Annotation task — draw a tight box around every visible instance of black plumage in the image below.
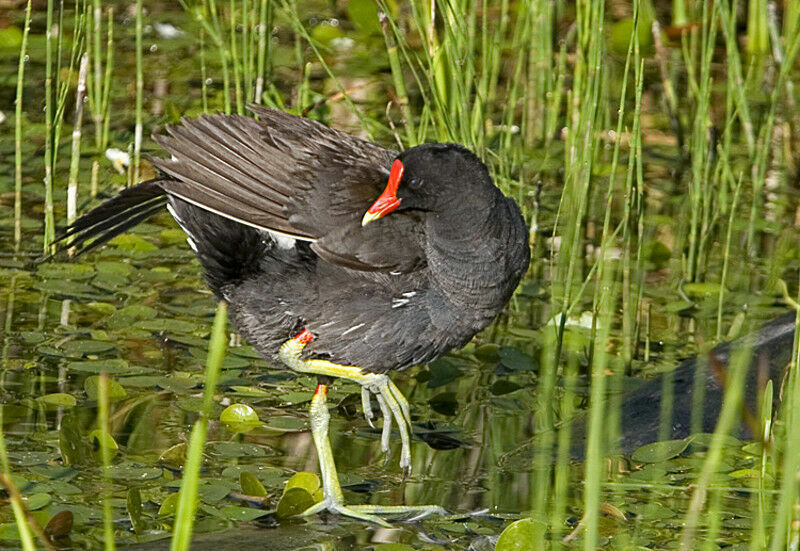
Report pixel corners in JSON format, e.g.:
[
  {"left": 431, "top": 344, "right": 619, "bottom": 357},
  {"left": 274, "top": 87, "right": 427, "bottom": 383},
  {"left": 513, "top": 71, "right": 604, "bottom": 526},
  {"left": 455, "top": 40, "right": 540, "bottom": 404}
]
[{"left": 60, "top": 106, "right": 530, "bottom": 373}]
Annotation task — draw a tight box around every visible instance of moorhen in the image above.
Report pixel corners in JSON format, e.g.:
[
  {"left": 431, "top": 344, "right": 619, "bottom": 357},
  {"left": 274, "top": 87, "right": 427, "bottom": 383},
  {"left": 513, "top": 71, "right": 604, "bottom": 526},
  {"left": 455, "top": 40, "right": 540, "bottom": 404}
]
[{"left": 60, "top": 106, "right": 530, "bottom": 524}]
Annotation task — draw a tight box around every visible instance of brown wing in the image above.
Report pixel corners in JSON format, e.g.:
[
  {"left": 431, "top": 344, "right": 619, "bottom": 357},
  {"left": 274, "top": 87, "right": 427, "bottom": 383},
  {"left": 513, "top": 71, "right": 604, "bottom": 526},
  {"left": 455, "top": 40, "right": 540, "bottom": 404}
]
[{"left": 149, "top": 107, "right": 424, "bottom": 272}]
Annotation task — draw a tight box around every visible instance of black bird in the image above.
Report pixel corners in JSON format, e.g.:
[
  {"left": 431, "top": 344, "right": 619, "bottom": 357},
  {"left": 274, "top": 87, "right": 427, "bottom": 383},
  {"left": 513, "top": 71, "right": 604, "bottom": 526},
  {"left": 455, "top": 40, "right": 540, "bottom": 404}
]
[{"left": 60, "top": 106, "right": 530, "bottom": 524}]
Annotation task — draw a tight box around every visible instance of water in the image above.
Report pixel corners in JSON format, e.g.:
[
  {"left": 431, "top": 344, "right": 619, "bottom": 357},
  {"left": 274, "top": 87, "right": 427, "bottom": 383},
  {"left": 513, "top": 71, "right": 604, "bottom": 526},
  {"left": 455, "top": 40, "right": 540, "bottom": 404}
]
[{"left": 2, "top": 2, "right": 799, "bottom": 549}]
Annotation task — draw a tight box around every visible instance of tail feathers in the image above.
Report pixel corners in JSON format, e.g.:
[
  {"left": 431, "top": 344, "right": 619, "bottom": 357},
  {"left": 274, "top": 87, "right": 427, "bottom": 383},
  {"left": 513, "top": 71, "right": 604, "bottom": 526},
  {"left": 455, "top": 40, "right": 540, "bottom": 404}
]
[{"left": 55, "top": 180, "right": 167, "bottom": 255}]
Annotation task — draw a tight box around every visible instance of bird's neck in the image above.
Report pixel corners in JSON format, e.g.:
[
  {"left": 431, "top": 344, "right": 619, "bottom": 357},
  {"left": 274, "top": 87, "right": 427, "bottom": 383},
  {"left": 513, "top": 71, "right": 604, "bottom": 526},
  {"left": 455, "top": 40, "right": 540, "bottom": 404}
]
[{"left": 425, "top": 189, "right": 526, "bottom": 317}]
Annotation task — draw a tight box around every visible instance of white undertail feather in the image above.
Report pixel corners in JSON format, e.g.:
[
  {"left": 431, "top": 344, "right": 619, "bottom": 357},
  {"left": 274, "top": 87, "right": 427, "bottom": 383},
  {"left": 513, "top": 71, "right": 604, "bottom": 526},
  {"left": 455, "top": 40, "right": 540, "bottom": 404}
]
[{"left": 263, "top": 229, "right": 296, "bottom": 249}]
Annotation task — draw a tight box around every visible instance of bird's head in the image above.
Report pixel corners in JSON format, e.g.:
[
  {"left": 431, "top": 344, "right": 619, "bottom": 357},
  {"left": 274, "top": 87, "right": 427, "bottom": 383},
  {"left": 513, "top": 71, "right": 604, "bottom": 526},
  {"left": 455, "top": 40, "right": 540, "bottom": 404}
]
[{"left": 361, "top": 143, "right": 491, "bottom": 226}]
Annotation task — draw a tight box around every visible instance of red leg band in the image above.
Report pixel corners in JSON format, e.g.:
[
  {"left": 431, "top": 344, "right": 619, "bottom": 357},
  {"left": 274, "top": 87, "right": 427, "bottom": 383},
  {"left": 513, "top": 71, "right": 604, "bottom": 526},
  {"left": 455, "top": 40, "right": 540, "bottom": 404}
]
[{"left": 293, "top": 329, "right": 314, "bottom": 345}]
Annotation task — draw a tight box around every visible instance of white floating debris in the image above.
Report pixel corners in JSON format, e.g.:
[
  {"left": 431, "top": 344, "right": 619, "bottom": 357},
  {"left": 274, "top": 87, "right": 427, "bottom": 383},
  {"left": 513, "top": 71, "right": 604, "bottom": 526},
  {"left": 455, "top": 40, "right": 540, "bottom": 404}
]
[
  {"left": 547, "top": 311, "right": 598, "bottom": 331},
  {"left": 0, "top": 111, "right": 6, "bottom": 124},
  {"left": 154, "top": 22, "right": 184, "bottom": 39},
  {"left": 330, "top": 37, "right": 355, "bottom": 51},
  {"left": 105, "top": 148, "right": 130, "bottom": 174}
]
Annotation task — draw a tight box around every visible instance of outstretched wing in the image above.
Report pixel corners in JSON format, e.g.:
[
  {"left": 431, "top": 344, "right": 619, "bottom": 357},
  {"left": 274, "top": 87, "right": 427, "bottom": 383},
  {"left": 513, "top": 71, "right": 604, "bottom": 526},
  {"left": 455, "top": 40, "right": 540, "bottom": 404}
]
[{"left": 148, "top": 106, "right": 425, "bottom": 273}]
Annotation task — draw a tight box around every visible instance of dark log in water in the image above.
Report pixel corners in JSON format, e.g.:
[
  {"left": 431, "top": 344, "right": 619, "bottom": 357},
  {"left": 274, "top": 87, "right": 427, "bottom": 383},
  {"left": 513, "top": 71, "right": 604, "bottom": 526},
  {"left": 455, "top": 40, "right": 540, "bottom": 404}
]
[
  {"left": 614, "top": 311, "right": 796, "bottom": 453},
  {"left": 502, "top": 312, "right": 798, "bottom": 466}
]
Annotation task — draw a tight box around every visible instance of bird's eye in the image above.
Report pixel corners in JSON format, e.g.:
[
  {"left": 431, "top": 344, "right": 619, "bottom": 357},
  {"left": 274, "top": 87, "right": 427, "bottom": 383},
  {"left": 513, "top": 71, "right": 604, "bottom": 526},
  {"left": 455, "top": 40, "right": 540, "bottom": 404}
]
[{"left": 408, "top": 177, "right": 422, "bottom": 189}]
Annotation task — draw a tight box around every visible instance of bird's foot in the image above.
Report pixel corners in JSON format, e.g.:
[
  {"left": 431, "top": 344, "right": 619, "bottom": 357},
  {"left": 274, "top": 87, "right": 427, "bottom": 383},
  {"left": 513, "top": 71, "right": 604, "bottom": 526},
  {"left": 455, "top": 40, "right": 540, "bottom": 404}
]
[
  {"left": 362, "top": 374, "right": 413, "bottom": 473},
  {"left": 302, "top": 498, "right": 447, "bottom": 527}
]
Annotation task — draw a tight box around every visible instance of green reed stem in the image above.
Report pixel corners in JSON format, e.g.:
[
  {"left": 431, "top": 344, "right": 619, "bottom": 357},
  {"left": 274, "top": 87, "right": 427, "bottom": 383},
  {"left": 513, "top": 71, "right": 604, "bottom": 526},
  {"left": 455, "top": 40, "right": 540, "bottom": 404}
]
[
  {"left": 228, "top": 0, "right": 243, "bottom": 114},
  {"left": 583, "top": 241, "right": 618, "bottom": 551},
  {"left": 134, "top": 0, "right": 143, "bottom": 184},
  {"left": 747, "top": 0, "right": 769, "bottom": 55},
  {"left": 379, "top": 10, "right": 414, "bottom": 146},
  {"left": 718, "top": 0, "right": 755, "bottom": 155},
  {"left": 200, "top": 29, "right": 209, "bottom": 112},
  {"left": 14, "top": 0, "right": 32, "bottom": 251},
  {"left": 679, "top": 330, "right": 755, "bottom": 549},
  {"left": 716, "top": 172, "right": 743, "bottom": 339},
  {"left": 768, "top": 291, "right": 800, "bottom": 550},
  {"left": 67, "top": 53, "right": 89, "bottom": 232},
  {"left": 100, "top": 7, "right": 114, "bottom": 153},
  {"left": 254, "top": 0, "right": 271, "bottom": 103},
  {"left": 98, "top": 373, "right": 116, "bottom": 551},
  {"left": 43, "top": 0, "right": 55, "bottom": 252},
  {"left": 0, "top": 413, "right": 36, "bottom": 550},
  {"left": 171, "top": 302, "right": 228, "bottom": 551},
  {"left": 90, "top": 0, "right": 102, "bottom": 147}
]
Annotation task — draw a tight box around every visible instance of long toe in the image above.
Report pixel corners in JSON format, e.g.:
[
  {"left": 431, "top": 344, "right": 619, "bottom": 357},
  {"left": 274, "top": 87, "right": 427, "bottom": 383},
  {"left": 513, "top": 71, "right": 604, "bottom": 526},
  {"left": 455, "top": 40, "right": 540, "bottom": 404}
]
[
  {"left": 348, "top": 504, "right": 448, "bottom": 522},
  {"left": 300, "top": 499, "right": 392, "bottom": 527},
  {"left": 300, "top": 499, "right": 447, "bottom": 526}
]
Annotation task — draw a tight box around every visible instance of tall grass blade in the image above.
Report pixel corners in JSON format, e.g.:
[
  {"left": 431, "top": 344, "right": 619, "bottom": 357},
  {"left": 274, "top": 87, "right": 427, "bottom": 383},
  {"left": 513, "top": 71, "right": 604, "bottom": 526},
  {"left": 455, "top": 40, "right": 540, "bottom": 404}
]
[{"left": 170, "top": 302, "right": 228, "bottom": 551}]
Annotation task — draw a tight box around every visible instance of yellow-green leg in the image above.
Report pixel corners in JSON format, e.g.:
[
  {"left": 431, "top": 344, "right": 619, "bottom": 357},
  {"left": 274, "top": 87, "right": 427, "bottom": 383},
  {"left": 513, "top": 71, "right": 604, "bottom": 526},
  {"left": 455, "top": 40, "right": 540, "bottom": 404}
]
[{"left": 279, "top": 331, "right": 447, "bottom": 525}]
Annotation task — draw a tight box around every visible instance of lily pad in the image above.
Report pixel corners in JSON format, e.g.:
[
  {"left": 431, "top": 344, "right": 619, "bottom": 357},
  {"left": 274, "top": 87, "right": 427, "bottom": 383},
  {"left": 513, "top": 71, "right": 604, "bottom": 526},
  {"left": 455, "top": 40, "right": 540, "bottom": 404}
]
[
  {"left": 276, "top": 487, "right": 316, "bottom": 519},
  {"left": 631, "top": 439, "right": 690, "bottom": 463},
  {"left": 37, "top": 263, "right": 95, "bottom": 280},
  {"left": 158, "top": 493, "right": 180, "bottom": 517},
  {"left": 498, "top": 347, "right": 535, "bottom": 371},
  {"left": 24, "top": 492, "right": 52, "bottom": 510},
  {"left": 199, "top": 482, "right": 232, "bottom": 504},
  {"left": 229, "top": 385, "right": 270, "bottom": 397},
  {"left": 108, "top": 463, "right": 162, "bottom": 481},
  {"left": 219, "top": 506, "right": 267, "bottom": 522},
  {"left": 67, "top": 359, "right": 131, "bottom": 374},
  {"left": 496, "top": 518, "right": 545, "bottom": 550},
  {"left": 60, "top": 340, "right": 116, "bottom": 357},
  {"left": 37, "top": 393, "right": 77, "bottom": 409},
  {"left": 220, "top": 403, "right": 262, "bottom": 433},
  {"left": 84, "top": 376, "right": 128, "bottom": 401},
  {"left": 284, "top": 472, "right": 321, "bottom": 495},
  {"left": 135, "top": 318, "right": 199, "bottom": 334},
  {"left": 240, "top": 471, "right": 267, "bottom": 497},
  {"left": 207, "top": 441, "right": 268, "bottom": 458}
]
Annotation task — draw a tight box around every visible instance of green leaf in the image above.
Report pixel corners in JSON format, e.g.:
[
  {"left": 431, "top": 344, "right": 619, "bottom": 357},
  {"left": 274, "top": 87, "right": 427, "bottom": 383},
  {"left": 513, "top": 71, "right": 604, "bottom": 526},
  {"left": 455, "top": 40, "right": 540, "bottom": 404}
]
[
  {"left": 37, "top": 393, "right": 77, "bottom": 409},
  {"left": 158, "top": 493, "right": 179, "bottom": 517},
  {"left": 283, "top": 471, "right": 321, "bottom": 496},
  {"left": 109, "top": 234, "right": 158, "bottom": 252},
  {"left": 199, "top": 482, "right": 231, "bottom": 504},
  {"left": 490, "top": 380, "right": 522, "bottom": 395},
  {"left": 229, "top": 385, "right": 270, "bottom": 397},
  {"left": 134, "top": 318, "right": 199, "bottom": 334},
  {"left": 240, "top": 471, "right": 267, "bottom": 497},
  {"left": 67, "top": 359, "right": 130, "bottom": 374},
  {"left": 276, "top": 487, "right": 316, "bottom": 519},
  {"left": 682, "top": 282, "right": 722, "bottom": 299},
  {"left": 84, "top": 376, "right": 127, "bottom": 401},
  {"left": 631, "top": 439, "right": 690, "bottom": 463},
  {"left": 428, "top": 392, "right": 458, "bottom": 416},
  {"left": 37, "top": 263, "right": 95, "bottom": 280},
  {"left": 496, "top": 518, "right": 545, "bottom": 551},
  {"left": 219, "top": 506, "right": 267, "bottom": 522},
  {"left": 220, "top": 404, "right": 262, "bottom": 434},
  {"left": 474, "top": 343, "right": 500, "bottom": 362},
  {"left": 60, "top": 340, "right": 116, "bottom": 357},
  {"left": 89, "top": 429, "right": 119, "bottom": 457},
  {"left": 24, "top": 492, "right": 51, "bottom": 511},
  {"left": 498, "top": 347, "right": 535, "bottom": 371},
  {"left": 108, "top": 463, "right": 162, "bottom": 481},
  {"left": 127, "top": 488, "right": 144, "bottom": 534}
]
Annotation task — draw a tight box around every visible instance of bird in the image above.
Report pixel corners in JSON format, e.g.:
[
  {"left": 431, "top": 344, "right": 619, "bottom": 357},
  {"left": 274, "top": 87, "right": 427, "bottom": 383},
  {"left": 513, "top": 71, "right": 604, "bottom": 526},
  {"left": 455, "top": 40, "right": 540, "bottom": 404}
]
[{"left": 58, "top": 106, "right": 531, "bottom": 525}]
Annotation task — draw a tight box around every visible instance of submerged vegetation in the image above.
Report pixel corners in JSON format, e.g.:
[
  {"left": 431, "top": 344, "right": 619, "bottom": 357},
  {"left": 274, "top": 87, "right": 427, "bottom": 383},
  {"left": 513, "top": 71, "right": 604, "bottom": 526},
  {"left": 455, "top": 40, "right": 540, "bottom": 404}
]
[{"left": 3, "top": 0, "right": 800, "bottom": 548}]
